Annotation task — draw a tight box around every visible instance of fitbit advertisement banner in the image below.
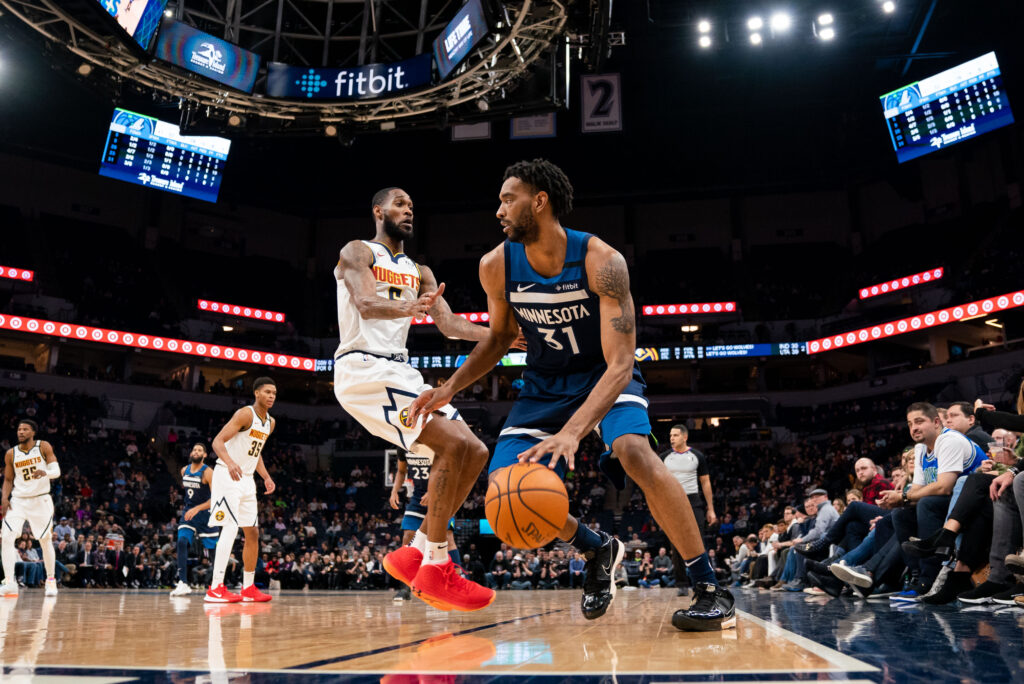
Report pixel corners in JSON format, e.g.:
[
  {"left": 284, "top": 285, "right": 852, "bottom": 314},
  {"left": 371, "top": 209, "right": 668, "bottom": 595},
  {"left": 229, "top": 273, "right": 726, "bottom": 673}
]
[
  {"left": 266, "top": 54, "right": 432, "bottom": 100},
  {"left": 154, "top": 19, "right": 261, "bottom": 93}
]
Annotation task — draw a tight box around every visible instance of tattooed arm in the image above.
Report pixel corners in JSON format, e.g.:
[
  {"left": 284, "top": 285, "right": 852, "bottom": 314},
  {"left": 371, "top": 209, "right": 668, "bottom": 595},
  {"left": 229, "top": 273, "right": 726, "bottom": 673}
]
[{"left": 517, "top": 237, "right": 637, "bottom": 471}]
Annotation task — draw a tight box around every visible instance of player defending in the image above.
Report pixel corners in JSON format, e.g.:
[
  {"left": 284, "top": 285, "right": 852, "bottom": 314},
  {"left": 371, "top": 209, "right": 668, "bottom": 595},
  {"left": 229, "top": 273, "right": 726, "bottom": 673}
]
[
  {"left": 410, "top": 159, "right": 735, "bottom": 630},
  {"left": 389, "top": 450, "right": 461, "bottom": 601},
  {"left": 1, "top": 419, "right": 60, "bottom": 596},
  {"left": 171, "top": 443, "right": 218, "bottom": 596},
  {"left": 334, "top": 187, "right": 494, "bottom": 612},
  {"left": 205, "top": 378, "right": 277, "bottom": 603}
]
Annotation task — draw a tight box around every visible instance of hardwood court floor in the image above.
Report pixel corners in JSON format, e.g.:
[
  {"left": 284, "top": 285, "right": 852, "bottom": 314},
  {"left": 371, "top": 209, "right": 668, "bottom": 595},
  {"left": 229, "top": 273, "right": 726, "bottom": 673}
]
[{"left": 2, "top": 585, "right": 1016, "bottom": 683}]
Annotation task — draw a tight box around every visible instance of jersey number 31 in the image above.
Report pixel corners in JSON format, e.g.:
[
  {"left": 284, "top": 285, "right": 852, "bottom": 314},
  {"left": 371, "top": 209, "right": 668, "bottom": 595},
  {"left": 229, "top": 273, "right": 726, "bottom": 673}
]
[{"left": 538, "top": 326, "right": 581, "bottom": 354}]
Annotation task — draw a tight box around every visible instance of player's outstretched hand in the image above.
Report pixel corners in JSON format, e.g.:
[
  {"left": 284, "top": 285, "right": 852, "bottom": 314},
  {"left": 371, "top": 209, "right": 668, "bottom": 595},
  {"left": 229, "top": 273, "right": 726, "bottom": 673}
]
[
  {"left": 263, "top": 476, "right": 276, "bottom": 495},
  {"left": 517, "top": 431, "right": 578, "bottom": 472},
  {"left": 408, "top": 386, "right": 453, "bottom": 427},
  {"left": 509, "top": 331, "right": 528, "bottom": 351},
  {"left": 407, "top": 283, "right": 446, "bottom": 320}
]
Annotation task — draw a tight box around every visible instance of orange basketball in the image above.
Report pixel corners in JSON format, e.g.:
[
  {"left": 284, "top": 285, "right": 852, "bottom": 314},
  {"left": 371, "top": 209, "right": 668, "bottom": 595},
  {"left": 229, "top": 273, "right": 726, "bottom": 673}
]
[{"left": 485, "top": 463, "right": 569, "bottom": 549}]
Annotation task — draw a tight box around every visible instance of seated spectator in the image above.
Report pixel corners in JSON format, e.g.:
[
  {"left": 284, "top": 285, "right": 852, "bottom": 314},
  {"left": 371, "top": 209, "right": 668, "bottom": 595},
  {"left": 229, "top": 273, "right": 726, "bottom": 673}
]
[{"left": 485, "top": 551, "right": 511, "bottom": 590}]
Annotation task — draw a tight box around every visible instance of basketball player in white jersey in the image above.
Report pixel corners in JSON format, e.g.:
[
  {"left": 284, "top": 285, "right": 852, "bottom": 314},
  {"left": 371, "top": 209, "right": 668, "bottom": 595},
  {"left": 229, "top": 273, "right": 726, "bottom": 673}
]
[
  {"left": 205, "top": 377, "right": 276, "bottom": 603},
  {"left": 333, "top": 187, "right": 496, "bottom": 611},
  {"left": 1, "top": 419, "right": 60, "bottom": 596}
]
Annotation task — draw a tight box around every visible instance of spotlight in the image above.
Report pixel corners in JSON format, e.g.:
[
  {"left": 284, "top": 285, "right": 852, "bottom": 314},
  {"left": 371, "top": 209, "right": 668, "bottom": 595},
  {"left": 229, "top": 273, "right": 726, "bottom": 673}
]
[
  {"left": 819, "top": 27, "right": 835, "bottom": 41},
  {"left": 698, "top": 35, "right": 712, "bottom": 49},
  {"left": 226, "top": 113, "right": 244, "bottom": 127},
  {"left": 164, "top": 9, "right": 174, "bottom": 18},
  {"left": 476, "top": 98, "right": 490, "bottom": 112},
  {"left": 882, "top": 1, "right": 895, "bottom": 13},
  {"left": 222, "top": 325, "right": 234, "bottom": 332},
  {"left": 818, "top": 12, "right": 834, "bottom": 26},
  {"left": 769, "top": 12, "right": 792, "bottom": 32},
  {"left": 747, "top": 16, "right": 764, "bottom": 31},
  {"left": 697, "top": 19, "right": 711, "bottom": 34},
  {"left": 750, "top": 32, "right": 763, "bottom": 45},
  {"left": 76, "top": 63, "right": 93, "bottom": 76},
  {"left": 323, "top": 124, "right": 338, "bottom": 137}
]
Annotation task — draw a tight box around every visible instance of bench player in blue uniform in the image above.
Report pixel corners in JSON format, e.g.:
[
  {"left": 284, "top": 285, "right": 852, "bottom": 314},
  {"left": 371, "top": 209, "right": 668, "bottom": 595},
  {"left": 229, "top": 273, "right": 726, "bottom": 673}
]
[
  {"left": 389, "top": 450, "right": 462, "bottom": 601},
  {"left": 410, "top": 159, "right": 734, "bottom": 631},
  {"left": 171, "top": 443, "right": 219, "bottom": 596}
]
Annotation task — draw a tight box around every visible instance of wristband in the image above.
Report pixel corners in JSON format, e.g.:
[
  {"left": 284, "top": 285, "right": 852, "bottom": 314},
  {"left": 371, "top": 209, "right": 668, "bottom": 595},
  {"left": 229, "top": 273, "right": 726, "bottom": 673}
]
[{"left": 901, "top": 490, "right": 910, "bottom": 505}]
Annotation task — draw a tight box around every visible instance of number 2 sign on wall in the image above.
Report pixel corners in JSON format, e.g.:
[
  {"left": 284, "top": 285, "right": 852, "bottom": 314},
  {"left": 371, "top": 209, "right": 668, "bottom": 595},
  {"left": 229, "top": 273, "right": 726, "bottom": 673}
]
[{"left": 581, "top": 73, "right": 622, "bottom": 133}]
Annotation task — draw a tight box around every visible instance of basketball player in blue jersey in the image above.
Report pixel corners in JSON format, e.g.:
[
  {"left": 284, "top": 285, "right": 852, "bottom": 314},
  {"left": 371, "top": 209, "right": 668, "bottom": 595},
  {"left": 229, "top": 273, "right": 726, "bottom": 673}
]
[
  {"left": 171, "top": 443, "right": 218, "bottom": 596},
  {"left": 410, "top": 159, "right": 734, "bottom": 630}
]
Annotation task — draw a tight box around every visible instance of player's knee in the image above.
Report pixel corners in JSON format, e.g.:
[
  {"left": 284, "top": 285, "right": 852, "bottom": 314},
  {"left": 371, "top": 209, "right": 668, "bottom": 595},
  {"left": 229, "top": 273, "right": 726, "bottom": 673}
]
[
  {"left": 613, "top": 436, "right": 659, "bottom": 484},
  {"left": 464, "top": 436, "right": 488, "bottom": 470}
]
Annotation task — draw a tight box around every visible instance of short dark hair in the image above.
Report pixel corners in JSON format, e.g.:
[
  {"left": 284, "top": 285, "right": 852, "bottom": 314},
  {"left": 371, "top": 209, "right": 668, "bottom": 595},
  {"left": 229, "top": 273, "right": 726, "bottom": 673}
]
[
  {"left": 18, "top": 419, "right": 38, "bottom": 434},
  {"left": 191, "top": 443, "right": 207, "bottom": 452},
  {"left": 371, "top": 187, "right": 400, "bottom": 211},
  {"left": 670, "top": 423, "right": 688, "bottom": 436},
  {"left": 253, "top": 377, "right": 276, "bottom": 391},
  {"left": 907, "top": 402, "right": 939, "bottom": 420},
  {"left": 948, "top": 401, "right": 975, "bottom": 421},
  {"left": 503, "top": 158, "right": 574, "bottom": 219}
]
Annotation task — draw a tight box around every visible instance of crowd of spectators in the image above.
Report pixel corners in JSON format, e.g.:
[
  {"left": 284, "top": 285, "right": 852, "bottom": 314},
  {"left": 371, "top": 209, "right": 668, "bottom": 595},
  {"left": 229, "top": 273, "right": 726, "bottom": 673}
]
[{"left": 5, "top": 380, "right": 1024, "bottom": 610}]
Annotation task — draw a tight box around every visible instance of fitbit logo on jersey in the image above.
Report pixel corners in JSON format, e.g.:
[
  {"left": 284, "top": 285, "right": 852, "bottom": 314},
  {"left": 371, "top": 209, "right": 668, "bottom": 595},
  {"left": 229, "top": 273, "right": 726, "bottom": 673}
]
[{"left": 336, "top": 65, "right": 407, "bottom": 97}]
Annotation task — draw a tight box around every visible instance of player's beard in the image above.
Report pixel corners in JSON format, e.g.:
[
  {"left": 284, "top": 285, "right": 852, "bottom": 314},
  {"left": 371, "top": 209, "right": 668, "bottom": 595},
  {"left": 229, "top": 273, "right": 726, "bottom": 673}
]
[
  {"left": 17, "top": 436, "right": 29, "bottom": 446},
  {"left": 505, "top": 208, "right": 538, "bottom": 244},
  {"left": 190, "top": 455, "right": 204, "bottom": 465},
  {"left": 382, "top": 215, "right": 413, "bottom": 243}
]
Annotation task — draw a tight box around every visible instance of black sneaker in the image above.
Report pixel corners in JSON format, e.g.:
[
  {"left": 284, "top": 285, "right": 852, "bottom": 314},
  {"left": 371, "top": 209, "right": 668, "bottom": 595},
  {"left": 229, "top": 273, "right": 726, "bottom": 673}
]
[
  {"left": 806, "top": 556, "right": 839, "bottom": 576},
  {"left": 672, "top": 582, "right": 736, "bottom": 631},
  {"left": 957, "top": 580, "right": 1009, "bottom": 605},
  {"left": 581, "top": 535, "right": 624, "bottom": 620},
  {"left": 991, "top": 582, "right": 1024, "bottom": 605},
  {"left": 921, "top": 570, "right": 973, "bottom": 605},
  {"left": 392, "top": 586, "right": 411, "bottom": 602},
  {"left": 902, "top": 528, "right": 956, "bottom": 560},
  {"left": 795, "top": 537, "right": 831, "bottom": 560},
  {"left": 806, "top": 570, "right": 845, "bottom": 598}
]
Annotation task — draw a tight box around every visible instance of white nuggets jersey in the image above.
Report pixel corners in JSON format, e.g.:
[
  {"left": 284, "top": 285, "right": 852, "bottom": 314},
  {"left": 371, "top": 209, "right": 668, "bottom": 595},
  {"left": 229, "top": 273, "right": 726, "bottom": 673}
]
[
  {"left": 220, "top": 407, "right": 272, "bottom": 477},
  {"left": 11, "top": 444, "right": 49, "bottom": 498},
  {"left": 335, "top": 240, "right": 422, "bottom": 357}
]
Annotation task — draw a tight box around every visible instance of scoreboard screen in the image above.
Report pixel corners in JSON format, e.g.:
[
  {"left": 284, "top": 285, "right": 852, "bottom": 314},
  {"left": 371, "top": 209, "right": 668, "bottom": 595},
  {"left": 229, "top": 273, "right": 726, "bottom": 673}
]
[
  {"left": 98, "top": 108, "right": 231, "bottom": 203},
  {"left": 881, "top": 52, "right": 1014, "bottom": 164},
  {"left": 94, "top": 0, "right": 168, "bottom": 50}
]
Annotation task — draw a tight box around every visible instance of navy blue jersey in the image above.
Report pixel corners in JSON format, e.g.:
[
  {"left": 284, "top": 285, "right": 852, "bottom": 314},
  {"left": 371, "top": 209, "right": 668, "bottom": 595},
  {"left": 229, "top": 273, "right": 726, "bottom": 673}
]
[
  {"left": 398, "top": 451, "right": 432, "bottom": 503},
  {"left": 182, "top": 463, "right": 210, "bottom": 508},
  {"left": 505, "top": 228, "right": 603, "bottom": 375}
]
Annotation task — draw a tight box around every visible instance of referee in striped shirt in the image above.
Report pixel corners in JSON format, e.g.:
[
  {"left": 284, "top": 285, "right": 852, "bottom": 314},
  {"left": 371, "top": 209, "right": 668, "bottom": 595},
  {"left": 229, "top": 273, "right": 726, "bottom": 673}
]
[{"left": 662, "top": 424, "right": 717, "bottom": 593}]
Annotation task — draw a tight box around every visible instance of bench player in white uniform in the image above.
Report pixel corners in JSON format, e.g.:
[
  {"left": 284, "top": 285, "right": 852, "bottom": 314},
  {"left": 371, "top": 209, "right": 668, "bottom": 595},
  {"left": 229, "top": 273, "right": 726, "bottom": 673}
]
[
  {"left": 1, "top": 419, "right": 60, "bottom": 596},
  {"left": 334, "top": 187, "right": 496, "bottom": 612},
  {"left": 205, "top": 378, "right": 277, "bottom": 603}
]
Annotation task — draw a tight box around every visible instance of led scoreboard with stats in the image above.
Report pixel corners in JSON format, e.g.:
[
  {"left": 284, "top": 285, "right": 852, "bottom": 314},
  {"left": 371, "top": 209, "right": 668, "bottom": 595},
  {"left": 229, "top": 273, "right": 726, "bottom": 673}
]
[
  {"left": 98, "top": 108, "right": 231, "bottom": 203},
  {"left": 881, "top": 52, "right": 1014, "bottom": 164}
]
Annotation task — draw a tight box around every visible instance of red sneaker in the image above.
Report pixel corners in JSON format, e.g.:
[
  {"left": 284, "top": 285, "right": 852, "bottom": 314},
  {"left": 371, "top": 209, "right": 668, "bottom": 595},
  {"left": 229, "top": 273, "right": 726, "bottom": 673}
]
[
  {"left": 411, "top": 561, "right": 496, "bottom": 612},
  {"left": 384, "top": 545, "right": 423, "bottom": 587},
  {"left": 204, "top": 584, "right": 242, "bottom": 603},
  {"left": 240, "top": 584, "right": 273, "bottom": 602}
]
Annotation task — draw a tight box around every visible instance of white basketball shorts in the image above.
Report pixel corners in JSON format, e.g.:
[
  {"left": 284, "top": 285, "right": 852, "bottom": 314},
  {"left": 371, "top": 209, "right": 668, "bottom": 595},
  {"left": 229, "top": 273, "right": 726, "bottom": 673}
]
[
  {"left": 333, "top": 352, "right": 462, "bottom": 458},
  {"left": 209, "top": 466, "right": 258, "bottom": 528},
  {"left": 3, "top": 494, "right": 54, "bottom": 539}
]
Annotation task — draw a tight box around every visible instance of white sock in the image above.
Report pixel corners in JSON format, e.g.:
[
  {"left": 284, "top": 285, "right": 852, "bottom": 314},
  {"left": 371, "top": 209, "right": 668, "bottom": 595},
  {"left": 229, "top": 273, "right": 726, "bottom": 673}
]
[
  {"left": 211, "top": 522, "right": 238, "bottom": 588},
  {"left": 411, "top": 530, "right": 429, "bottom": 554},
  {"left": 243, "top": 571, "right": 255, "bottom": 588},
  {"left": 40, "top": 535, "right": 56, "bottom": 580},
  {"left": 1, "top": 534, "right": 17, "bottom": 586},
  {"left": 425, "top": 541, "right": 449, "bottom": 565}
]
